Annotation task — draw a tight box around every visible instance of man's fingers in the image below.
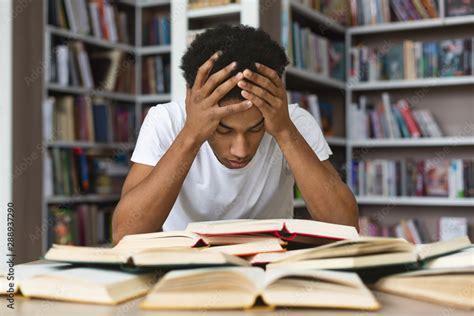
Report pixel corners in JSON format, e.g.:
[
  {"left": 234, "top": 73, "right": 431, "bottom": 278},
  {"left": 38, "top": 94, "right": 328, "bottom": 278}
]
[
  {"left": 241, "top": 90, "right": 273, "bottom": 117},
  {"left": 242, "top": 69, "right": 279, "bottom": 97},
  {"left": 200, "top": 61, "right": 237, "bottom": 97},
  {"left": 238, "top": 79, "right": 279, "bottom": 106},
  {"left": 207, "top": 71, "right": 243, "bottom": 105},
  {"left": 194, "top": 51, "right": 222, "bottom": 89},
  {"left": 213, "top": 99, "right": 253, "bottom": 118},
  {"left": 255, "top": 62, "right": 283, "bottom": 87}
]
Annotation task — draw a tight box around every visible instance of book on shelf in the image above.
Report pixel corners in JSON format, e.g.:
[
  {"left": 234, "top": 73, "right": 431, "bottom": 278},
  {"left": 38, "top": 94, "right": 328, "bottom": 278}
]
[
  {"left": 0, "top": 261, "right": 157, "bottom": 305},
  {"left": 89, "top": 50, "right": 124, "bottom": 91},
  {"left": 49, "top": 204, "right": 114, "bottom": 247},
  {"left": 350, "top": 158, "right": 474, "bottom": 198},
  {"left": 143, "top": 13, "right": 171, "bottom": 46},
  {"left": 350, "top": 38, "right": 473, "bottom": 82},
  {"left": 50, "top": 42, "right": 136, "bottom": 94},
  {"left": 284, "top": 20, "right": 345, "bottom": 81},
  {"left": 187, "top": 0, "right": 241, "bottom": 9},
  {"left": 439, "top": 217, "right": 469, "bottom": 241},
  {"left": 287, "top": 91, "right": 335, "bottom": 137},
  {"left": 142, "top": 55, "right": 171, "bottom": 94},
  {"left": 349, "top": 0, "right": 439, "bottom": 26},
  {"left": 445, "top": 0, "right": 474, "bottom": 17},
  {"left": 47, "top": 96, "right": 135, "bottom": 143},
  {"left": 359, "top": 216, "right": 471, "bottom": 244},
  {"left": 140, "top": 267, "right": 380, "bottom": 310},
  {"left": 292, "top": 0, "right": 351, "bottom": 25},
  {"left": 374, "top": 267, "right": 474, "bottom": 310},
  {"left": 48, "top": 0, "right": 133, "bottom": 44},
  {"left": 48, "top": 148, "right": 129, "bottom": 196},
  {"left": 350, "top": 93, "right": 443, "bottom": 139},
  {"left": 186, "top": 218, "right": 359, "bottom": 246},
  {"left": 259, "top": 236, "right": 471, "bottom": 281}
]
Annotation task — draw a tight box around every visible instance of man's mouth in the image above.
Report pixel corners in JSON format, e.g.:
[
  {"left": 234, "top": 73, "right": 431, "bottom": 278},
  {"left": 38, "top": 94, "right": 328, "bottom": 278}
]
[{"left": 227, "top": 159, "right": 249, "bottom": 169}]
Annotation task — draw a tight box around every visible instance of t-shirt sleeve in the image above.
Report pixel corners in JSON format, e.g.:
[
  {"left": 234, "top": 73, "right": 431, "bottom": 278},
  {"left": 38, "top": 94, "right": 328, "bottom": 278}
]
[
  {"left": 283, "top": 104, "right": 333, "bottom": 171},
  {"left": 131, "top": 105, "right": 177, "bottom": 166}
]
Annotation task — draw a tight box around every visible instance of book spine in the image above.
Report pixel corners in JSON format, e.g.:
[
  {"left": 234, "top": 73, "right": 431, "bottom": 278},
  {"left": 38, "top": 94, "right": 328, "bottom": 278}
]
[{"left": 396, "top": 100, "right": 421, "bottom": 138}]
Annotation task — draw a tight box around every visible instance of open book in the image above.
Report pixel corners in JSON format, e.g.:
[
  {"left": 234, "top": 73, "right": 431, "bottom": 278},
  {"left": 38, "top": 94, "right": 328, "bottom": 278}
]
[
  {"left": 116, "top": 230, "right": 286, "bottom": 257},
  {"left": 44, "top": 245, "right": 249, "bottom": 268},
  {"left": 260, "top": 236, "right": 471, "bottom": 280},
  {"left": 0, "top": 262, "right": 157, "bottom": 305},
  {"left": 374, "top": 267, "right": 474, "bottom": 310},
  {"left": 186, "top": 218, "right": 359, "bottom": 245},
  {"left": 116, "top": 230, "right": 286, "bottom": 248},
  {"left": 140, "top": 267, "right": 380, "bottom": 310},
  {"left": 423, "top": 246, "right": 474, "bottom": 269}
]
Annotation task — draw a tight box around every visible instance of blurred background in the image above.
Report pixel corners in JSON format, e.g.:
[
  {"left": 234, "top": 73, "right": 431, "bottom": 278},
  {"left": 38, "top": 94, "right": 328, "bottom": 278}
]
[{"left": 0, "top": 0, "right": 473, "bottom": 267}]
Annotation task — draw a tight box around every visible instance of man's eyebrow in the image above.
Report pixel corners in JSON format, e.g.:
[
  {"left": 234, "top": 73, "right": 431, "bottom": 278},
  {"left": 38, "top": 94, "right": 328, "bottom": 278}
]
[{"left": 219, "top": 118, "right": 264, "bottom": 130}]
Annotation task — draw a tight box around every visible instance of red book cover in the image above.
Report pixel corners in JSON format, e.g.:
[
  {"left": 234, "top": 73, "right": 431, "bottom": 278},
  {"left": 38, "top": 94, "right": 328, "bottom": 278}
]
[
  {"left": 396, "top": 99, "right": 422, "bottom": 138},
  {"left": 97, "top": 0, "right": 109, "bottom": 40}
]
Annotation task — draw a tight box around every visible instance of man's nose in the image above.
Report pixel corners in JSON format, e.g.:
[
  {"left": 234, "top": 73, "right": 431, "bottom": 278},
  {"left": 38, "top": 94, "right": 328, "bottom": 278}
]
[{"left": 230, "top": 134, "right": 251, "bottom": 160}]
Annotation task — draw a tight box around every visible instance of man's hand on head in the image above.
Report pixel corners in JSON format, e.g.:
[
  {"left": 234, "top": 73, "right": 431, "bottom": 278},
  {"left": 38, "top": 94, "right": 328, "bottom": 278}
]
[
  {"left": 237, "top": 63, "right": 294, "bottom": 138},
  {"left": 183, "top": 51, "right": 253, "bottom": 145}
]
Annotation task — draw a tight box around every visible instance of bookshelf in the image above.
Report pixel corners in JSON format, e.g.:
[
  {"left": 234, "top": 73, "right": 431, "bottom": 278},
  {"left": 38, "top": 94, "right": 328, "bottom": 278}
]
[
  {"left": 37, "top": 0, "right": 474, "bottom": 254},
  {"left": 42, "top": 0, "right": 173, "bottom": 251},
  {"left": 344, "top": 0, "right": 474, "bottom": 241}
]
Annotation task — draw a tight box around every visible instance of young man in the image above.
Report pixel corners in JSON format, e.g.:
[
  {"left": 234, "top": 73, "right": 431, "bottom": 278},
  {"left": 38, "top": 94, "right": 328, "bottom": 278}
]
[{"left": 112, "top": 25, "right": 358, "bottom": 244}]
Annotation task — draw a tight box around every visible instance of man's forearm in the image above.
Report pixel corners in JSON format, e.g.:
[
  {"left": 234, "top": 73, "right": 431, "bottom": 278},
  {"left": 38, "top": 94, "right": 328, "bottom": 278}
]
[
  {"left": 275, "top": 123, "right": 359, "bottom": 228},
  {"left": 112, "top": 128, "right": 203, "bottom": 243}
]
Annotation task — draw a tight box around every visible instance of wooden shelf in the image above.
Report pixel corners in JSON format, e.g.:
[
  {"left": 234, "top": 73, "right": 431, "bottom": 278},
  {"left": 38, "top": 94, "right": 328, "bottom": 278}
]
[
  {"left": 349, "top": 76, "right": 474, "bottom": 91},
  {"left": 326, "top": 137, "right": 347, "bottom": 146},
  {"left": 47, "top": 83, "right": 136, "bottom": 102},
  {"left": 47, "top": 194, "right": 121, "bottom": 204},
  {"left": 356, "top": 196, "right": 474, "bottom": 207},
  {"left": 138, "top": 93, "right": 171, "bottom": 103},
  {"left": 137, "top": 45, "right": 171, "bottom": 55},
  {"left": 349, "top": 15, "right": 474, "bottom": 35},
  {"left": 350, "top": 137, "right": 474, "bottom": 148},
  {"left": 289, "top": 0, "right": 345, "bottom": 34},
  {"left": 187, "top": 3, "right": 241, "bottom": 18},
  {"left": 47, "top": 25, "right": 135, "bottom": 53},
  {"left": 47, "top": 141, "right": 135, "bottom": 150},
  {"left": 286, "top": 66, "right": 346, "bottom": 89}
]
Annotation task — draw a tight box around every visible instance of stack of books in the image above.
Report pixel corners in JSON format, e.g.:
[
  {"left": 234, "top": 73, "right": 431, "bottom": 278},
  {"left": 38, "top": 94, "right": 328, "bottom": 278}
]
[{"left": 1, "top": 218, "right": 472, "bottom": 310}]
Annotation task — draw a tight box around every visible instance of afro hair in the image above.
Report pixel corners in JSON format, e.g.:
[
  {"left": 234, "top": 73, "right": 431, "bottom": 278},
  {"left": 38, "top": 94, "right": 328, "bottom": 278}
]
[{"left": 180, "top": 24, "right": 289, "bottom": 101}]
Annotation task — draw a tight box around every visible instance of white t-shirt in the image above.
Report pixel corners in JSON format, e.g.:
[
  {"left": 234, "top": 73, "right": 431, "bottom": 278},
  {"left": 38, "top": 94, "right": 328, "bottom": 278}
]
[{"left": 131, "top": 100, "right": 332, "bottom": 231}]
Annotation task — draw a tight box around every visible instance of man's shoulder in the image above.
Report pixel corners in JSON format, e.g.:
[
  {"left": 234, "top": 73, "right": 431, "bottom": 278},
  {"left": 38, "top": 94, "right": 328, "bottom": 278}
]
[
  {"left": 147, "top": 99, "right": 186, "bottom": 121},
  {"left": 288, "top": 102, "right": 312, "bottom": 121},
  {"left": 145, "top": 100, "right": 186, "bottom": 131}
]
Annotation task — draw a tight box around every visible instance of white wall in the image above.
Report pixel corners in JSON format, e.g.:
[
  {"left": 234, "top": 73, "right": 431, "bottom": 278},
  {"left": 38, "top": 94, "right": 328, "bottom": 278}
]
[{"left": 0, "top": 0, "right": 12, "bottom": 272}]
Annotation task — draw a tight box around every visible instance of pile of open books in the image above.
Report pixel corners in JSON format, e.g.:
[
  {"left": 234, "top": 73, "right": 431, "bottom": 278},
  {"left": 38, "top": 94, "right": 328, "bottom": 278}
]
[{"left": 1, "top": 218, "right": 473, "bottom": 310}]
